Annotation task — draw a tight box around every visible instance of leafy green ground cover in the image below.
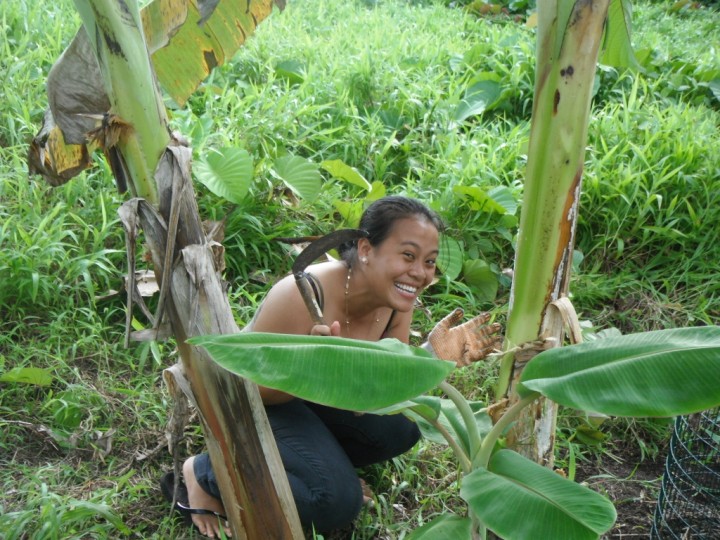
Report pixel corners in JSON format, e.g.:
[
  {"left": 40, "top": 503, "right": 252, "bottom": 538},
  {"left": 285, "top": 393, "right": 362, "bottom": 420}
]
[{"left": 1, "top": 0, "right": 718, "bottom": 538}]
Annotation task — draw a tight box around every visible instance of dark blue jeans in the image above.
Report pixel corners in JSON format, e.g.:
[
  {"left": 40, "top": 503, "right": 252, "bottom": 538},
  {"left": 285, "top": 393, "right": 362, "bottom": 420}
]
[{"left": 193, "top": 399, "right": 420, "bottom": 532}]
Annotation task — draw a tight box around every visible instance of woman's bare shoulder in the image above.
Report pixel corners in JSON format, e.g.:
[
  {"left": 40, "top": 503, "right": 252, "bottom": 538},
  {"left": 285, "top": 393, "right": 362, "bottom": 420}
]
[
  {"left": 251, "top": 261, "right": 344, "bottom": 334},
  {"left": 251, "top": 274, "right": 311, "bottom": 334}
]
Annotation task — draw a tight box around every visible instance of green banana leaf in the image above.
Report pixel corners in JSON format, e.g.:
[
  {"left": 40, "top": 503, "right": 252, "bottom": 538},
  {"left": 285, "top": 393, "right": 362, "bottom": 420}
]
[
  {"left": 371, "top": 395, "right": 442, "bottom": 420},
  {"left": 405, "top": 514, "right": 473, "bottom": 539},
  {"left": 408, "top": 396, "right": 492, "bottom": 456},
  {"left": 189, "top": 333, "right": 454, "bottom": 411},
  {"left": 600, "top": 0, "right": 640, "bottom": 70},
  {"left": 461, "top": 450, "right": 616, "bottom": 540},
  {"left": 519, "top": 326, "right": 720, "bottom": 417}
]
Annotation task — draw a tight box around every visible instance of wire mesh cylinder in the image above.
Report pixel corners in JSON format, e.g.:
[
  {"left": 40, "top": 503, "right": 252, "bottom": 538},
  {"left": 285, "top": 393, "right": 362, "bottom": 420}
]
[{"left": 651, "top": 407, "right": 720, "bottom": 539}]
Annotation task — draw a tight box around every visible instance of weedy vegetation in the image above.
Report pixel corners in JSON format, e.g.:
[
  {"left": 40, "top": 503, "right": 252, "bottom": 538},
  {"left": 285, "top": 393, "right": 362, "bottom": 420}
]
[{"left": 1, "top": 0, "right": 719, "bottom": 538}]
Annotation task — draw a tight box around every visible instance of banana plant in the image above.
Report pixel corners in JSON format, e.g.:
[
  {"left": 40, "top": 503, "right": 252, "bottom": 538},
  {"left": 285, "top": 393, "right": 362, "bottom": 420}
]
[
  {"left": 190, "top": 326, "right": 720, "bottom": 539},
  {"left": 29, "top": 0, "right": 304, "bottom": 537},
  {"left": 498, "top": 0, "right": 638, "bottom": 463}
]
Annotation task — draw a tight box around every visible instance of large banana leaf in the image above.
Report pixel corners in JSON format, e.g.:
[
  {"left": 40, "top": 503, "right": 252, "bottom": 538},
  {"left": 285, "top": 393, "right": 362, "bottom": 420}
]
[
  {"left": 519, "top": 326, "right": 720, "bottom": 417},
  {"left": 461, "top": 450, "right": 616, "bottom": 540},
  {"left": 146, "top": 0, "right": 283, "bottom": 107},
  {"left": 189, "top": 333, "right": 454, "bottom": 411}
]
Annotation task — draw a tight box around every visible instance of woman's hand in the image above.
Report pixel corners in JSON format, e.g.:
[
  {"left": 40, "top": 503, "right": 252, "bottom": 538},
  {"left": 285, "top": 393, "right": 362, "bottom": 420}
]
[
  {"left": 310, "top": 320, "right": 342, "bottom": 337},
  {"left": 426, "top": 308, "right": 503, "bottom": 367}
]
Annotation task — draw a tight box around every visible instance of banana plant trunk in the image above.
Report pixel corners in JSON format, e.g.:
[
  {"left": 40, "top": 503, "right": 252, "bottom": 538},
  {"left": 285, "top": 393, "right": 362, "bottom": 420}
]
[
  {"left": 498, "top": 0, "right": 611, "bottom": 464},
  {"left": 69, "top": 1, "right": 302, "bottom": 537}
]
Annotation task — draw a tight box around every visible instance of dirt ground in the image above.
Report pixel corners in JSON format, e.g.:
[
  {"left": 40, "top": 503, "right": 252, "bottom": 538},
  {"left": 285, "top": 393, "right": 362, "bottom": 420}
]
[
  {"left": 7, "top": 422, "right": 669, "bottom": 539},
  {"left": 575, "top": 441, "right": 666, "bottom": 539}
]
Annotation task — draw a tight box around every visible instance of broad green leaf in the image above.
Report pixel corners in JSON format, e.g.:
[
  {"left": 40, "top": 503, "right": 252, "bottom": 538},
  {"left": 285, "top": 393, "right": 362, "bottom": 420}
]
[
  {"left": 488, "top": 186, "right": 518, "bottom": 215},
  {"left": 275, "top": 59, "right": 305, "bottom": 85},
  {"left": 273, "top": 155, "right": 322, "bottom": 202},
  {"left": 461, "top": 450, "right": 616, "bottom": 540},
  {"left": 452, "top": 74, "right": 502, "bottom": 124},
  {"left": 189, "top": 333, "right": 454, "bottom": 411},
  {"left": 194, "top": 147, "right": 253, "bottom": 204},
  {"left": 437, "top": 237, "right": 463, "bottom": 281},
  {"left": 498, "top": 214, "right": 518, "bottom": 233},
  {"left": 453, "top": 186, "right": 507, "bottom": 215},
  {"left": 601, "top": 0, "right": 640, "bottom": 69},
  {"left": 406, "top": 515, "right": 473, "bottom": 539},
  {"left": 335, "top": 200, "right": 365, "bottom": 227},
  {"left": 321, "top": 160, "right": 372, "bottom": 191},
  {"left": 366, "top": 181, "right": 387, "bottom": 201},
  {"left": 462, "top": 259, "right": 498, "bottom": 302},
  {"left": 0, "top": 367, "right": 53, "bottom": 387},
  {"left": 519, "top": 327, "right": 720, "bottom": 417}
]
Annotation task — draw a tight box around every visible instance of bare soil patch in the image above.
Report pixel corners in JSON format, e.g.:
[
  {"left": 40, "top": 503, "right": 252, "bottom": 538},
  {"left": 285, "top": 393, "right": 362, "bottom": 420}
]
[{"left": 576, "top": 442, "right": 666, "bottom": 539}]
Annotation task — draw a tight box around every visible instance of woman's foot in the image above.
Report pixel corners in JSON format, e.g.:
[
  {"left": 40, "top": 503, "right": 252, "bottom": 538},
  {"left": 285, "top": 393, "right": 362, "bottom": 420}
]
[
  {"left": 183, "top": 456, "right": 233, "bottom": 538},
  {"left": 359, "top": 478, "right": 374, "bottom": 507}
]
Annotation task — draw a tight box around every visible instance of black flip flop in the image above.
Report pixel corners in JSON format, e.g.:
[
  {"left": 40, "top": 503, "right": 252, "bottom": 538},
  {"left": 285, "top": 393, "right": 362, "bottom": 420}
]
[{"left": 160, "top": 470, "right": 228, "bottom": 524}]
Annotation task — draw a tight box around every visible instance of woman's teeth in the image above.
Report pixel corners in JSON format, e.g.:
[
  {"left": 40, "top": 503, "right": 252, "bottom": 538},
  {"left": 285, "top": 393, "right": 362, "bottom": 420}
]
[{"left": 395, "top": 283, "right": 417, "bottom": 295}]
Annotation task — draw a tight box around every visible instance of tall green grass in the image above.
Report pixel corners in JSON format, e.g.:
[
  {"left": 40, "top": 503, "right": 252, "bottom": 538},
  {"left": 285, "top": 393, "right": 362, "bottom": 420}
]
[{"left": 1, "top": 0, "right": 719, "bottom": 537}]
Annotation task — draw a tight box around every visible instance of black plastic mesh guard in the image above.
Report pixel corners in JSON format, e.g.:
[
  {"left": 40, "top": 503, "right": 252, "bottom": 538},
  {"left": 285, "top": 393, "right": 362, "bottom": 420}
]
[{"left": 651, "top": 407, "right": 720, "bottom": 539}]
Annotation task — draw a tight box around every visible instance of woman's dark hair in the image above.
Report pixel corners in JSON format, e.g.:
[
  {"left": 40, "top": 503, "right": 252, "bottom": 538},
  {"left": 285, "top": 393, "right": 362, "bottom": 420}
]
[{"left": 338, "top": 196, "right": 444, "bottom": 263}]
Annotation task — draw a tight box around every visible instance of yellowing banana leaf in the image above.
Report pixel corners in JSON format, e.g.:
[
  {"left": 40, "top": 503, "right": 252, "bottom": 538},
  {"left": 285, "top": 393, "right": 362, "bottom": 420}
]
[
  {"left": 519, "top": 326, "right": 720, "bottom": 417},
  {"left": 31, "top": 0, "right": 284, "bottom": 184},
  {"left": 146, "top": 0, "right": 284, "bottom": 107},
  {"left": 189, "top": 333, "right": 455, "bottom": 411},
  {"left": 461, "top": 450, "right": 616, "bottom": 540},
  {"left": 27, "top": 112, "right": 94, "bottom": 186}
]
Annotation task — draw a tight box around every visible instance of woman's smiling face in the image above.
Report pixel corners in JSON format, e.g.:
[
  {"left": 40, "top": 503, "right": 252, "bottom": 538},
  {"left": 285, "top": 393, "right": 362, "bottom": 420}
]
[{"left": 361, "top": 215, "right": 440, "bottom": 311}]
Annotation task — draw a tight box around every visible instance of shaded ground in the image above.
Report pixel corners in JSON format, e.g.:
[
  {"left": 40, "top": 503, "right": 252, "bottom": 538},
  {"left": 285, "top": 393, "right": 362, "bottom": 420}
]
[{"left": 576, "top": 442, "right": 666, "bottom": 539}]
